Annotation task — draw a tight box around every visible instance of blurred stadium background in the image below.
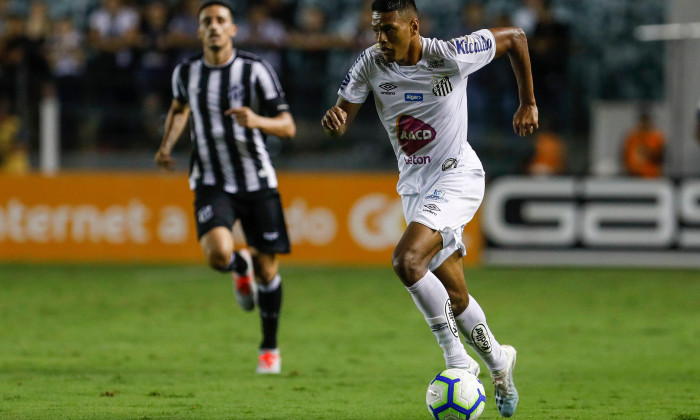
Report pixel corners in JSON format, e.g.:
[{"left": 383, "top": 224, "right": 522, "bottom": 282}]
[{"left": 1, "top": 0, "right": 699, "bottom": 267}]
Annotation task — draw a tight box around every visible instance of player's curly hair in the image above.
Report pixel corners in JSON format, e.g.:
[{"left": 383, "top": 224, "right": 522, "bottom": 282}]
[{"left": 371, "top": 0, "right": 418, "bottom": 14}]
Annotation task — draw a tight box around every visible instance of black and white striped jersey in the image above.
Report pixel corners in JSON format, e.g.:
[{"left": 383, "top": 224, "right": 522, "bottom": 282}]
[{"left": 171, "top": 50, "right": 290, "bottom": 193}]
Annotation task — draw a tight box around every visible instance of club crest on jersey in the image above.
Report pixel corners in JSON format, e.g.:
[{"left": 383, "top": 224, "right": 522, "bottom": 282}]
[
  {"left": 228, "top": 84, "right": 244, "bottom": 102},
  {"left": 396, "top": 115, "right": 437, "bottom": 156},
  {"left": 432, "top": 75, "right": 453, "bottom": 96}
]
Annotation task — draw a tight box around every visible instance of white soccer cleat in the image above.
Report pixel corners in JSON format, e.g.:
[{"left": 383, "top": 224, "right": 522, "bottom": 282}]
[
  {"left": 464, "top": 355, "right": 481, "bottom": 378},
  {"left": 233, "top": 249, "right": 256, "bottom": 312},
  {"left": 256, "top": 349, "right": 281, "bottom": 374},
  {"left": 491, "top": 344, "right": 519, "bottom": 417}
]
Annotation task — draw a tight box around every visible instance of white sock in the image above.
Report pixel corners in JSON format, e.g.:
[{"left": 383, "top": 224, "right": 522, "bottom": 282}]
[
  {"left": 455, "top": 294, "right": 507, "bottom": 372},
  {"left": 406, "top": 271, "right": 472, "bottom": 369}
]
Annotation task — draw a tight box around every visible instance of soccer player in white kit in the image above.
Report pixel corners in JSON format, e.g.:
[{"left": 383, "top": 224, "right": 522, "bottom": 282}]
[{"left": 321, "top": 0, "right": 538, "bottom": 417}]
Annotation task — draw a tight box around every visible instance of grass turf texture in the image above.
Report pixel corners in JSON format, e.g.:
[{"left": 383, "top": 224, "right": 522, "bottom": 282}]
[{"left": 1, "top": 265, "right": 699, "bottom": 420}]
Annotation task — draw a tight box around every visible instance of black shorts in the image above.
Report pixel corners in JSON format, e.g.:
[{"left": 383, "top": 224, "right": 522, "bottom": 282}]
[{"left": 194, "top": 186, "right": 291, "bottom": 254}]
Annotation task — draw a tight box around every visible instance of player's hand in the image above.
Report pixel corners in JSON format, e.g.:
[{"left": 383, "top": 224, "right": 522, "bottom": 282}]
[
  {"left": 321, "top": 106, "right": 347, "bottom": 134},
  {"left": 155, "top": 148, "right": 176, "bottom": 170},
  {"left": 513, "top": 104, "right": 539, "bottom": 137},
  {"left": 225, "top": 107, "right": 260, "bottom": 129}
]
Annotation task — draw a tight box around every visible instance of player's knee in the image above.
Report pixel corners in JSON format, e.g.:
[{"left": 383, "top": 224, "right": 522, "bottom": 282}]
[
  {"left": 392, "top": 249, "right": 425, "bottom": 286},
  {"left": 255, "top": 265, "right": 277, "bottom": 283},
  {"left": 206, "top": 248, "right": 230, "bottom": 271},
  {"left": 253, "top": 254, "right": 278, "bottom": 283}
]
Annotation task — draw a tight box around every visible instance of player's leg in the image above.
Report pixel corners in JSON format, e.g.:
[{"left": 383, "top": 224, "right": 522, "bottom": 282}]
[
  {"left": 433, "top": 251, "right": 507, "bottom": 371},
  {"left": 393, "top": 222, "right": 477, "bottom": 371},
  {"left": 433, "top": 246, "right": 518, "bottom": 417},
  {"left": 194, "top": 187, "right": 255, "bottom": 311},
  {"left": 238, "top": 188, "right": 290, "bottom": 374},
  {"left": 250, "top": 251, "right": 282, "bottom": 374}
]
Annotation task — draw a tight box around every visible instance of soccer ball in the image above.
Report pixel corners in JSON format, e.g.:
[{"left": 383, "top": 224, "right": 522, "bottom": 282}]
[{"left": 426, "top": 368, "right": 486, "bottom": 420}]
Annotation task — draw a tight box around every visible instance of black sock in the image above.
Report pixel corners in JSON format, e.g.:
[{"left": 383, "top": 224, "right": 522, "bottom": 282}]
[
  {"left": 258, "top": 275, "right": 282, "bottom": 350},
  {"left": 217, "top": 252, "right": 248, "bottom": 274}
]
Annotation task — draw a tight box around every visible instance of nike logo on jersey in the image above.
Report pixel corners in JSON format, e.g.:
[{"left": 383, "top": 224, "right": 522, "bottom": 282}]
[{"left": 396, "top": 115, "right": 436, "bottom": 156}]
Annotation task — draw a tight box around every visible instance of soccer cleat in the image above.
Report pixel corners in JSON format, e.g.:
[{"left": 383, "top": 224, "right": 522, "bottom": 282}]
[
  {"left": 491, "top": 345, "right": 519, "bottom": 417},
  {"left": 451, "top": 354, "right": 481, "bottom": 378},
  {"left": 256, "top": 349, "right": 281, "bottom": 374},
  {"left": 464, "top": 355, "right": 481, "bottom": 378},
  {"left": 233, "top": 249, "right": 256, "bottom": 312}
]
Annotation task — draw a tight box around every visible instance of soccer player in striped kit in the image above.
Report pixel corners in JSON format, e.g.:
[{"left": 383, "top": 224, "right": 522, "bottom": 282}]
[
  {"left": 155, "top": 0, "right": 295, "bottom": 374},
  {"left": 322, "top": 0, "right": 538, "bottom": 416}
]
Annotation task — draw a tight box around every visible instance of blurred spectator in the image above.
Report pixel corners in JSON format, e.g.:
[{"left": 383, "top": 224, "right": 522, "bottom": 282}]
[
  {"left": 263, "top": 0, "right": 299, "bottom": 30},
  {"left": 287, "top": 5, "right": 344, "bottom": 119},
  {"left": 459, "top": 2, "right": 487, "bottom": 34},
  {"left": 235, "top": 4, "right": 288, "bottom": 74},
  {"left": 0, "top": 0, "right": 9, "bottom": 36},
  {"left": 167, "top": 0, "right": 200, "bottom": 62},
  {"left": 529, "top": 0, "right": 570, "bottom": 129},
  {"left": 480, "top": 13, "right": 519, "bottom": 130},
  {"left": 696, "top": 98, "right": 700, "bottom": 144},
  {"left": 87, "top": 0, "right": 141, "bottom": 148},
  {"left": 622, "top": 109, "right": 664, "bottom": 178},
  {"left": 0, "top": 11, "right": 52, "bottom": 149},
  {"left": 0, "top": 91, "right": 28, "bottom": 174},
  {"left": 527, "top": 117, "right": 566, "bottom": 175},
  {"left": 25, "top": 1, "right": 50, "bottom": 42},
  {"left": 458, "top": 3, "right": 489, "bottom": 141},
  {"left": 511, "top": 0, "right": 543, "bottom": 36},
  {"left": 137, "top": 0, "right": 173, "bottom": 143},
  {"left": 46, "top": 15, "right": 86, "bottom": 150}
]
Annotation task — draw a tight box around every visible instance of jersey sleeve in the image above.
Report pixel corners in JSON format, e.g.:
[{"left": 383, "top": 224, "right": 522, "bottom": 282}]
[
  {"left": 439, "top": 29, "right": 496, "bottom": 79},
  {"left": 337, "top": 49, "right": 373, "bottom": 104},
  {"left": 171, "top": 63, "right": 188, "bottom": 103},
  {"left": 253, "top": 60, "right": 290, "bottom": 116}
]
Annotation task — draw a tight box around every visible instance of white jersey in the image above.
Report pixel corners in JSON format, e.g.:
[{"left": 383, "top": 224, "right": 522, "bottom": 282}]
[{"left": 339, "top": 30, "right": 496, "bottom": 195}]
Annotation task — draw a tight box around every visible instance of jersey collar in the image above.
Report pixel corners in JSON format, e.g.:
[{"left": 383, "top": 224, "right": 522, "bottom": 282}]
[{"left": 202, "top": 49, "right": 237, "bottom": 68}]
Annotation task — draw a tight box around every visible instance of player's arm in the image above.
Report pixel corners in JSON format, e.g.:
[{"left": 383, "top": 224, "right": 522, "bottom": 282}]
[
  {"left": 155, "top": 99, "right": 190, "bottom": 170},
  {"left": 224, "top": 108, "right": 296, "bottom": 138},
  {"left": 321, "top": 97, "right": 363, "bottom": 138},
  {"left": 490, "top": 27, "right": 539, "bottom": 137}
]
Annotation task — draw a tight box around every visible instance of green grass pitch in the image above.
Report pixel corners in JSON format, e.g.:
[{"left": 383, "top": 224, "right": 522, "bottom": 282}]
[{"left": 1, "top": 264, "right": 699, "bottom": 419}]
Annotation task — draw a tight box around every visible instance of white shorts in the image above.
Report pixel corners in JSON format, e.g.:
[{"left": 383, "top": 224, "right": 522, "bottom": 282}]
[{"left": 401, "top": 168, "right": 485, "bottom": 271}]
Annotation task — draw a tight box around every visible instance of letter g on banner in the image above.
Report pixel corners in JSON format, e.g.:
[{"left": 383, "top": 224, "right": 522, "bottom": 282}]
[{"left": 349, "top": 194, "right": 404, "bottom": 251}]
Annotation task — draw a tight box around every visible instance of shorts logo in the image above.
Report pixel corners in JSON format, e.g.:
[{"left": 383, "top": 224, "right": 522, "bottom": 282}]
[
  {"left": 432, "top": 75, "right": 453, "bottom": 97},
  {"left": 263, "top": 231, "right": 280, "bottom": 241},
  {"left": 379, "top": 82, "right": 397, "bottom": 95},
  {"left": 405, "top": 93, "right": 423, "bottom": 102},
  {"left": 445, "top": 300, "right": 459, "bottom": 338},
  {"left": 423, "top": 203, "right": 441, "bottom": 215},
  {"left": 471, "top": 323, "right": 492, "bottom": 354},
  {"left": 197, "top": 205, "right": 214, "bottom": 224},
  {"left": 425, "top": 189, "right": 448, "bottom": 203},
  {"left": 396, "top": 115, "right": 437, "bottom": 156},
  {"left": 442, "top": 158, "right": 458, "bottom": 171}
]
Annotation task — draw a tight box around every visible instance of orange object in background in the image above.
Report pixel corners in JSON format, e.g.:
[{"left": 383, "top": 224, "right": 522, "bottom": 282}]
[
  {"left": 623, "top": 112, "right": 665, "bottom": 178},
  {"left": 0, "top": 173, "right": 483, "bottom": 266}
]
